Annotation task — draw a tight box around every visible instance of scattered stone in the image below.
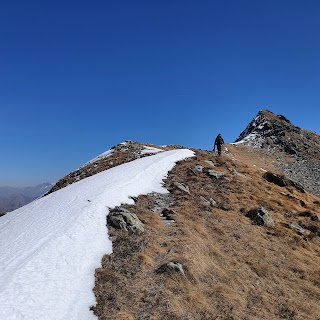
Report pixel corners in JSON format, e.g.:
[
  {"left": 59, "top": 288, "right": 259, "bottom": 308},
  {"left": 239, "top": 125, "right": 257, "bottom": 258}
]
[
  {"left": 108, "top": 207, "right": 144, "bottom": 232},
  {"left": 246, "top": 207, "right": 274, "bottom": 226},
  {"left": 148, "top": 192, "right": 174, "bottom": 213},
  {"left": 199, "top": 196, "right": 211, "bottom": 207},
  {"left": 156, "top": 261, "right": 186, "bottom": 277},
  {"left": 173, "top": 182, "right": 190, "bottom": 194},
  {"left": 204, "top": 160, "right": 215, "bottom": 167},
  {"left": 228, "top": 167, "right": 245, "bottom": 177},
  {"left": 290, "top": 223, "right": 305, "bottom": 235},
  {"left": 194, "top": 165, "right": 204, "bottom": 172},
  {"left": 210, "top": 198, "right": 217, "bottom": 207},
  {"left": 207, "top": 169, "right": 225, "bottom": 179}
]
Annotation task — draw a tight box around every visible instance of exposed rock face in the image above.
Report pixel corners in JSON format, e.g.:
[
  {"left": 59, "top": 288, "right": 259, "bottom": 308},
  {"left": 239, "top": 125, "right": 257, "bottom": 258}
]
[
  {"left": 262, "top": 171, "right": 305, "bottom": 193},
  {"left": 235, "top": 109, "right": 320, "bottom": 195}
]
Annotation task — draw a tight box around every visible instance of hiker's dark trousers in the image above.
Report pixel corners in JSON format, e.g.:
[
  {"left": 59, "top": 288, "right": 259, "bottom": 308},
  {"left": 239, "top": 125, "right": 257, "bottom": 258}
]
[{"left": 217, "top": 144, "right": 222, "bottom": 155}]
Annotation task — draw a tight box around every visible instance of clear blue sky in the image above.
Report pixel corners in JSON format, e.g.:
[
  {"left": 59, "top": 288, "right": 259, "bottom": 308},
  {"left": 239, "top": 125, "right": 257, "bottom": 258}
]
[{"left": 1, "top": 0, "right": 319, "bottom": 186}]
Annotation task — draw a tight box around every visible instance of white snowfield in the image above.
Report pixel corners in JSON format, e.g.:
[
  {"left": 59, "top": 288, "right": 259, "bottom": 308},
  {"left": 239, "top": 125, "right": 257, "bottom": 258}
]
[
  {"left": 141, "top": 145, "right": 163, "bottom": 154},
  {"left": 0, "top": 149, "right": 194, "bottom": 320}
]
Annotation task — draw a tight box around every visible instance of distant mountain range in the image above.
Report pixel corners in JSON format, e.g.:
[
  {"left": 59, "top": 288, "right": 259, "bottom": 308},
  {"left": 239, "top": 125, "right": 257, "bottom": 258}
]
[{"left": 0, "top": 183, "right": 53, "bottom": 214}]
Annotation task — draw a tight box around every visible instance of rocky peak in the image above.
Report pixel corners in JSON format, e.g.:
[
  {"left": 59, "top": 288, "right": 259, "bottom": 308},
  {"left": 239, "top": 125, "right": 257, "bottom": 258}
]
[
  {"left": 235, "top": 109, "right": 320, "bottom": 195},
  {"left": 235, "top": 109, "right": 297, "bottom": 148}
]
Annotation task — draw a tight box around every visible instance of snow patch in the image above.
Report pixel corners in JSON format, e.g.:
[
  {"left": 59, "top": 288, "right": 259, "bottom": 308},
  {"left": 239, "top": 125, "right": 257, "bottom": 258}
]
[
  {"left": 0, "top": 149, "right": 194, "bottom": 320},
  {"left": 141, "top": 146, "right": 163, "bottom": 155},
  {"left": 232, "top": 133, "right": 259, "bottom": 145},
  {"left": 81, "top": 149, "right": 114, "bottom": 168}
]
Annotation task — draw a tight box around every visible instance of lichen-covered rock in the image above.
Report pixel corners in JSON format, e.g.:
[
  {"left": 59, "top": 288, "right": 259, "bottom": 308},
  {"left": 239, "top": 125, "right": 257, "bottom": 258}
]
[
  {"left": 246, "top": 207, "right": 274, "bottom": 226},
  {"left": 108, "top": 207, "right": 144, "bottom": 232}
]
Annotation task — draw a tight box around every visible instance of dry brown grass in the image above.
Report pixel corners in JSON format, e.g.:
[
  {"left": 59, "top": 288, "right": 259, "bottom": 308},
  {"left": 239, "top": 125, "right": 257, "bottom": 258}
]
[{"left": 92, "top": 145, "right": 320, "bottom": 320}]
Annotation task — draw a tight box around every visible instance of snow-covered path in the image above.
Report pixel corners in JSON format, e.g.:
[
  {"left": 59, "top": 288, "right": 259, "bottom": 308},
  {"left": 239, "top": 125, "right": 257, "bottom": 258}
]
[{"left": 0, "top": 149, "right": 193, "bottom": 320}]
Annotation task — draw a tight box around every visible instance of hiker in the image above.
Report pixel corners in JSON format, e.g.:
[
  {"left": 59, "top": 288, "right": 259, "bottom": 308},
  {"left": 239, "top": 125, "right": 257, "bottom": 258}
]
[{"left": 213, "top": 133, "right": 224, "bottom": 156}]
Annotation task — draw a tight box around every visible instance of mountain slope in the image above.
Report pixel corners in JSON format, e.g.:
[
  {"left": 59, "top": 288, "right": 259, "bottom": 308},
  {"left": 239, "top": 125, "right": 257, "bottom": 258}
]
[
  {"left": 92, "top": 145, "right": 320, "bottom": 320},
  {"left": 0, "top": 183, "right": 53, "bottom": 214},
  {"left": 1, "top": 111, "right": 319, "bottom": 320},
  {"left": 0, "top": 149, "right": 193, "bottom": 320}
]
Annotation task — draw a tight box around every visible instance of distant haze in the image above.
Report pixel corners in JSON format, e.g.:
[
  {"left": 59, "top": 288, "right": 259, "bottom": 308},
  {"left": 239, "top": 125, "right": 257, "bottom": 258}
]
[{"left": 0, "top": 183, "right": 53, "bottom": 213}]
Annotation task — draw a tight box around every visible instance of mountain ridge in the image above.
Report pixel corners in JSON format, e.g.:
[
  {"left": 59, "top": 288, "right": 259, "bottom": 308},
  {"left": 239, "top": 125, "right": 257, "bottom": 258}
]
[
  {"left": 92, "top": 135, "right": 320, "bottom": 319},
  {"left": 2, "top": 110, "right": 319, "bottom": 319}
]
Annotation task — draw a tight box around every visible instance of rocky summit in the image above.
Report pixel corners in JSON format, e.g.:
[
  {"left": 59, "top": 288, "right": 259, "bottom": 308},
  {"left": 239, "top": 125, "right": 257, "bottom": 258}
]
[
  {"left": 45, "top": 112, "right": 320, "bottom": 320},
  {"left": 235, "top": 109, "right": 320, "bottom": 196}
]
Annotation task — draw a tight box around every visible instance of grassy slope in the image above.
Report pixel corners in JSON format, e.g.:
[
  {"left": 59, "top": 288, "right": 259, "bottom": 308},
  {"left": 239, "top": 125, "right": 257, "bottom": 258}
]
[{"left": 93, "top": 144, "right": 320, "bottom": 320}]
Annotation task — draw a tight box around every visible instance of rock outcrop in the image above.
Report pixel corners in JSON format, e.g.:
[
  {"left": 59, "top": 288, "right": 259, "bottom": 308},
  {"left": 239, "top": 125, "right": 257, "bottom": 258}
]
[
  {"left": 107, "top": 207, "right": 144, "bottom": 233},
  {"left": 235, "top": 109, "right": 320, "bottom": 195}
]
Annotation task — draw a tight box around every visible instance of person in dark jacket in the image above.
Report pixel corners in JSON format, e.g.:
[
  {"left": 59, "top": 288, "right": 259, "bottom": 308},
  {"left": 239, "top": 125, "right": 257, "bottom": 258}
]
[{"left": 213, "top": 133, "right": 224, "bottom": 155}]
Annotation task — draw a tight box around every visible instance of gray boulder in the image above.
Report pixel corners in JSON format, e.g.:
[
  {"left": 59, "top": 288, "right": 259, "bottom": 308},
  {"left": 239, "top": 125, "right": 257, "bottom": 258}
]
[{"left": 108, "top": 207, "right": 144, "bottom": 232}]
